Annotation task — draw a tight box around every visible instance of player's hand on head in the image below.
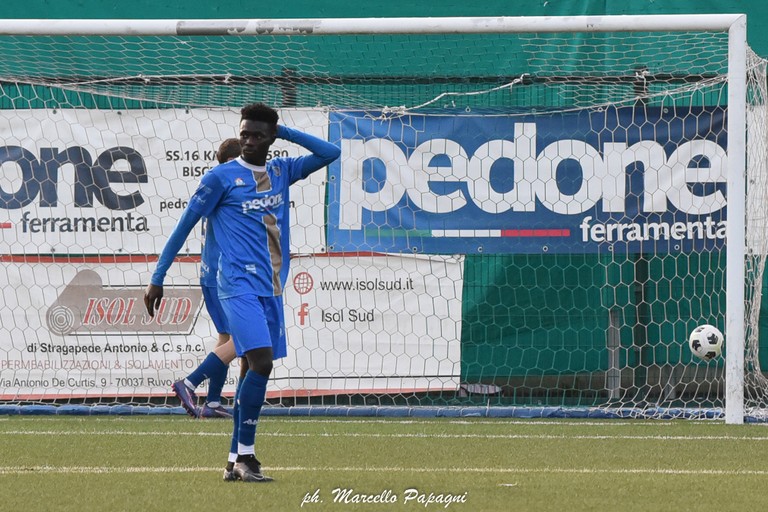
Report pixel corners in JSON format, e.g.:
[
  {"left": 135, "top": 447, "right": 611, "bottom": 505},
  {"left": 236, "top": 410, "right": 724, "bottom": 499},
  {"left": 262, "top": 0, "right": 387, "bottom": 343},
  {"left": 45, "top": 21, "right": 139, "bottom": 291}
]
[{"left": 144, "top": 284, "right": 163, "bottom": 317}]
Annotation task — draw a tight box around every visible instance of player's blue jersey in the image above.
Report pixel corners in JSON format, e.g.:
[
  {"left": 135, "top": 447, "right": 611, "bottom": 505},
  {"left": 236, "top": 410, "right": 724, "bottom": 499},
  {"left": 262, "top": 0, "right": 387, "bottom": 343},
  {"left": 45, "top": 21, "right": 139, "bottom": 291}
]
[
  {"left": 150, "top": 125, "right": 339, "bottom": 294},
  {"left": 199, "top": 218, "right": 219, "bottom": 287},
  {"left": 188, "top": 156, "right": 307, "bottom": 298}
]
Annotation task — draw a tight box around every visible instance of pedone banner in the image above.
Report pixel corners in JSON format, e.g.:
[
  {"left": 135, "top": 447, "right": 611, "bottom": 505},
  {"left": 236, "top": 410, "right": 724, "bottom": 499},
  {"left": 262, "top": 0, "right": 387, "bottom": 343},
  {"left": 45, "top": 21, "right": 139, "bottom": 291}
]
[
  {"left": 0, "top": 108, "right": 328, "bottom": 255},
  {"left": 327, "top": 107, "right": 728, "bottom": 254}
]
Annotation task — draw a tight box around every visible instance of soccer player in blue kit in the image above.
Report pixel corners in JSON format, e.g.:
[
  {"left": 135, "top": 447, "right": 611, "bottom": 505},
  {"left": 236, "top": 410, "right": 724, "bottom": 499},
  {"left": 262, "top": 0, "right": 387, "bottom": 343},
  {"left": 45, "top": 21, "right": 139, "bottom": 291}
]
[
  {"left": 144, "top": 103, "right": 341, "bottom": 482},
  {"left": 171, "top": 138, "right": 241, "bottom": 419}
]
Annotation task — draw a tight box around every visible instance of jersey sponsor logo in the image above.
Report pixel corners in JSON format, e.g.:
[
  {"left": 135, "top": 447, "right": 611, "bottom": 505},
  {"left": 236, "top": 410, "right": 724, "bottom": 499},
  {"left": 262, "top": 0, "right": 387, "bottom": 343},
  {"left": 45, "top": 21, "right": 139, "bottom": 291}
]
[
  {"left": 327, "top": 107, "right": 727, "bottom": 254},
  {"left": 241, "top": 193, "right": 283, "bottom": 214}
]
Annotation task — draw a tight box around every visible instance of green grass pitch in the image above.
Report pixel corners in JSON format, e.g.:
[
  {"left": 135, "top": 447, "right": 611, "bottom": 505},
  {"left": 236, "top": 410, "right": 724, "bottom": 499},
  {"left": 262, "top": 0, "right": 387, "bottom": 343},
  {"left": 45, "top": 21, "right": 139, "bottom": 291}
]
[{"left": 1, "top": 415, "right": 768, "bottom": 511}]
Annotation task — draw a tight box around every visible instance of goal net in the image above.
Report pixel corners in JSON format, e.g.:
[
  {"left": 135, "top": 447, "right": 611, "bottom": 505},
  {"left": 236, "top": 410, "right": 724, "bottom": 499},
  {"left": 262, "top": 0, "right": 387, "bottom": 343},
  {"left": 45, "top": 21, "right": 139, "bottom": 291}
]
[{"left": 0, "top": 16, "right": 765, "bottom": 422}]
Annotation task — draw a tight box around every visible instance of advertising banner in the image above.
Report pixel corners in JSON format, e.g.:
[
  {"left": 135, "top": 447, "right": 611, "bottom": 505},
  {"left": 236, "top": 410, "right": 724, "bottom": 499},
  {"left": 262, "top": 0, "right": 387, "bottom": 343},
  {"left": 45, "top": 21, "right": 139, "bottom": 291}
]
[
  {"left": 277, "top": 253, "right": 464, "bottom": 394},
  {"left": 0, "top": 261, "right": 216, "bottom": 399},
  {"left": 327, "top": 107, "right": 728, "bottom": 254},
  {"left": 0, "top": 253, "right": 463, "bottom": 399},
  {"left": 0, "top": 108, "right": 328, "bottom": 255}
]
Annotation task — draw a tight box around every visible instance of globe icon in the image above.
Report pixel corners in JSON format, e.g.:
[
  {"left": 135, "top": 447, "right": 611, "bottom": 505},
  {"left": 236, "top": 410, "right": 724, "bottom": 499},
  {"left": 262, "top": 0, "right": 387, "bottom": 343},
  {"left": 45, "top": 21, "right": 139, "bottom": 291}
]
[{"left": 293, "top": 272, "right": 314, "bottom": 294}]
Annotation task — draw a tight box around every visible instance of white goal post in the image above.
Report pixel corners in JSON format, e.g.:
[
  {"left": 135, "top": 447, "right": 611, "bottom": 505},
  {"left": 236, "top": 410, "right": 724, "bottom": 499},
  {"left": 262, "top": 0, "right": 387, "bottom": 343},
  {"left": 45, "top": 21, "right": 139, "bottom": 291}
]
[{"left": 0, "top": 15, "right": 759, "bottom": 424}]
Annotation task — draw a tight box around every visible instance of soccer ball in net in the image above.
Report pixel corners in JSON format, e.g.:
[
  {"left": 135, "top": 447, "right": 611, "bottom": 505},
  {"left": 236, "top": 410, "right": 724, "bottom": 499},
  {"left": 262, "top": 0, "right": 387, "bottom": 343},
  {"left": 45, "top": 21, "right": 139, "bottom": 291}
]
[{"left": 688, "top": 324, "right": 724, "bottom": 361}]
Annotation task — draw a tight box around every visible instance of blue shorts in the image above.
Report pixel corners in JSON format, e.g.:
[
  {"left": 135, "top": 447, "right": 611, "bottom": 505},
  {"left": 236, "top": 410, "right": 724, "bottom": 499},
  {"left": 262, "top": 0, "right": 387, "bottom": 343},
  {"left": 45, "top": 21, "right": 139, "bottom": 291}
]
[
  {"left": 220, "top": 294, "right": 286, "bottom": 360},
  {"left": 202, "top": 285, "right": 230, "bottom": 335}
]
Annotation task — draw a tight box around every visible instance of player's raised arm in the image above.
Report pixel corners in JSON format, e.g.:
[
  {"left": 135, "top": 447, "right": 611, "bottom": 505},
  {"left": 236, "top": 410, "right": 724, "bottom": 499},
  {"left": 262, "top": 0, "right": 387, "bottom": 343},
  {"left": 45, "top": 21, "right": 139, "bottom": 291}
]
[{"left": 277, "top": 124, "right": 341, "bottom": 182}]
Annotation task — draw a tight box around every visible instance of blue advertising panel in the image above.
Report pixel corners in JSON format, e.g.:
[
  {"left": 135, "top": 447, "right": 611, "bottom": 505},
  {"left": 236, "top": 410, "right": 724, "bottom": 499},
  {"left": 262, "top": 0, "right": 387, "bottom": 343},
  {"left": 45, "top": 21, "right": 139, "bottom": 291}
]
[{"left": 327, "top": 107, "right": 727, "bottom": 254}]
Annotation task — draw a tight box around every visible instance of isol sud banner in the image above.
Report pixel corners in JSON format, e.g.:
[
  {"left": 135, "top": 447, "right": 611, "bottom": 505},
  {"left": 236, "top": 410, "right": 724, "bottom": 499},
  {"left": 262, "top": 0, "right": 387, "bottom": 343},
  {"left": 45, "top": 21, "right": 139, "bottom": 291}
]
[
  {"left": 0, "top": 261, "right": 215, "bottom": 399},
  {"left": 0, "top": 254, "right": 463, "bottom": 399},
  {"left": 277, "top": 253, "right": 464, "bottom": 395}
]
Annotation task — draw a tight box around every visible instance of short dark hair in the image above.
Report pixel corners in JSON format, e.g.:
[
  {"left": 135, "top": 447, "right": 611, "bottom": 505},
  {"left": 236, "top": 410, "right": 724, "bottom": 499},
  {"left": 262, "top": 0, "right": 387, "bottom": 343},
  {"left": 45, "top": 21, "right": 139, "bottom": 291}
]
[
  {"left": 240, "top": 103, "right": 279, "bottom": 125},
  {"left": 216, "top": 138, "right": 241, "bottom": 164}
]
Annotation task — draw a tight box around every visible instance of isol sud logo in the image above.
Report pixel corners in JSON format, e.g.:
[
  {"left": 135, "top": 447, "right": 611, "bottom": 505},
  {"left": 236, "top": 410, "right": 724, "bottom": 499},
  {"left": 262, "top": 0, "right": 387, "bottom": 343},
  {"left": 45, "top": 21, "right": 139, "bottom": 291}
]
[{"left": 45, "top": 270, "right": 203, "bottom": 336}]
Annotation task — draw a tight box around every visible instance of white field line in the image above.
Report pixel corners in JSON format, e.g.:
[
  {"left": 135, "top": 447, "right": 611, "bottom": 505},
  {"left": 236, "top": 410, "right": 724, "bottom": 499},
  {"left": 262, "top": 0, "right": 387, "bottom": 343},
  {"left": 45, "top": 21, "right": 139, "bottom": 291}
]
[
  {"left": 267, "top": 419, "right": 679, "bottom": 426},
  {"left": 0, "top": 417, "right": 682, "bottom": 427},
  {"left": 2, "top": 430, "right": 768, "bottom": 442},
  {"left": 1, "top": 465, "right": 768, "bottom": 476}
]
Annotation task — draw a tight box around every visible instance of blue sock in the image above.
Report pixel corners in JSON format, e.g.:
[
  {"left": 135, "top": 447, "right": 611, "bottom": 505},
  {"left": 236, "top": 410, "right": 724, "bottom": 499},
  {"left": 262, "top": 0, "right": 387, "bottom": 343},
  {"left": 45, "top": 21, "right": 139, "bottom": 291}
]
[
  {"left": 229, "top": 378, "right": 244, "bottom": 456},
  {"left": 206, "top": 358, "right": 229, "bottom": 405},
  {"left": 186, "top": 352, "right": 228, "bottom": 389},
  {"left": 237, "top": 370, "right": 268, "bottom": 450}
]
